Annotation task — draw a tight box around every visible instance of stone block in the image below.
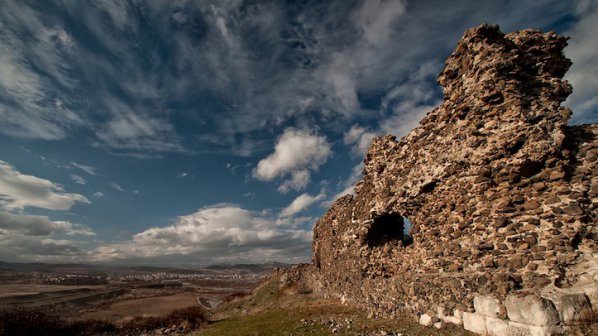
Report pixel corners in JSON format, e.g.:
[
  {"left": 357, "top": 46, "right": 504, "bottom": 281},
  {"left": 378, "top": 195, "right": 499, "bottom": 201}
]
[
  {"left": 548, "top": 292, "right": 593, "bottom": 324},
  {"left": 441, "top": 307, "right": 463, "bottom": 325},
  {"left": 508, "top": 321, "right": 562, "bottom": 336},
  {"left": 444, "top": 315, "right": 462, "bottom": 325},
  {"left": 463, "top": 312, "right": 486, "bottom": 334},
  {"left": 474, "top": 295, "right": 501, "bottom": 317},
  {"left": 485, "top": 316, "right": 509, "bottom": 336},
  {"left": 505, "top": 294, "right": 560, "bottom": 326},
  {"left": 419, "top": 313, "right": 432, "bottom": 326}
]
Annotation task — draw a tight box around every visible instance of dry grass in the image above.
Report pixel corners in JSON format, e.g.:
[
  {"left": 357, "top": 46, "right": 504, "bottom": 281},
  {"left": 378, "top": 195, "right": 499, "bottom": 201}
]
[
  {"left": 198, "top": 275, "right": 475, "bottom": 336},
  {"left": 123, "top": 305, "right": 208, "bottom": 332},
  {"left": 77, "top": 292, "right": 198, "bottom": 321},
  {"left": 0, "top": 308, "right": 115, "bottom": 336},
  {"left": 222, "top": 291, "right": 251, "bottom": 303},
  {"left": 0, "top": 305, "right": 209, "bottom": 336}
]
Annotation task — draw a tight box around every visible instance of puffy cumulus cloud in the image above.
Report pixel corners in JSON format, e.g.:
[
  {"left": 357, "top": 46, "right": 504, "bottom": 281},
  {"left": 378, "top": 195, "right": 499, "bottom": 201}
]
[
  {"left": 0, "top": 211, "right": 94, "bottom": 236},
  {"left": 0, "top": 160, "right": 89, "bottom": 211},
  {"left": 343, "top": 124, "right": 377, "bottom": 156},
  {"left": 280, "top": 193, "right": 325, "bottom": 218},
  {"left": 564, "top": 0, "right": 598, "bottom": 124},
  {"left": 0, "top": 211, "right": 94, "bottom": 262},
  {"left": 254, "top": 129, "right": 332, "bottom": 192},
  {"left": 0, "top": 234, "right": 86, "bottom": 262},
  {"left": 277, "top": 171, "right": 310, "bottom": 194},
  {"left": 92, "top": 205, "right": 312, "bottom": 264}
]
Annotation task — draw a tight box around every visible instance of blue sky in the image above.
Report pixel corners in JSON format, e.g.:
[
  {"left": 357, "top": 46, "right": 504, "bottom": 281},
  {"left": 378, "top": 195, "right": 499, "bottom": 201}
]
[{"left": 0, "top": 0, "right": 596, "bottom": 265}]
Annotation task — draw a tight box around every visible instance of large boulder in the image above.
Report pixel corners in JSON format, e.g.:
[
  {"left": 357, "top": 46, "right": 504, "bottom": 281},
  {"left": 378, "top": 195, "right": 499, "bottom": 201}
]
[{"left": 504, "top": 295, "right": 560, "bottom": 326}]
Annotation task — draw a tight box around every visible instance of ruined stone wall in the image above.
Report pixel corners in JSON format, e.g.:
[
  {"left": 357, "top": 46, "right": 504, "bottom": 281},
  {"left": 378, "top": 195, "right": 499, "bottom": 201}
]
[{"left": 308, "top": 24, "right": 597, "bottom": 334}]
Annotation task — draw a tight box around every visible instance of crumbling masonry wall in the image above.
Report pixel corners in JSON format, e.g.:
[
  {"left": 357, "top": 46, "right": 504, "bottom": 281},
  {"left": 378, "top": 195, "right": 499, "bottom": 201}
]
[{"left": 308, "top": 24, "right": 597, "bottom": 334}]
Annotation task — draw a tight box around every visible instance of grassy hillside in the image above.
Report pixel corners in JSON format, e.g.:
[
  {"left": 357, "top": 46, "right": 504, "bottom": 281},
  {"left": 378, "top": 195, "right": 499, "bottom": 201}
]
[{"left": 195, "top": 275, "right": 474, "bottom": 336}]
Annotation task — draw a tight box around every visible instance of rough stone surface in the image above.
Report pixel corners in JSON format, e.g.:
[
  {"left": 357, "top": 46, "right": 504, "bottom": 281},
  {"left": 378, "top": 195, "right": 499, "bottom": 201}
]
[
  {"left": 463, "top": 312, "right": 487, "bottom": 335},
  {"left": 290, "top": 23, "right": 597, "bottom": 334},
  {"left": 508, "top": 321, "right": 562, "bottom": 336},
  {"left": 419, "top": 313, "right": 432, "bottom": 326},
  {"left": 486, "top": 316, "right": 510, "bottom": 336},
  {"left": 474, "top": 295, "right": 502, "bottom": 318},
  {"left": 504, "top": 295, "right": 559, "bottom": 326},
  {"left": 547, "top": 292, "right": 593, "bottom": 323}
]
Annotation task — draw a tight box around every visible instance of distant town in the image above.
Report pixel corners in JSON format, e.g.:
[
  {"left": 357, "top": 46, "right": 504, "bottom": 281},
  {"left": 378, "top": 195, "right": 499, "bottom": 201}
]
[{"left": 0, "top": 261, "right": 285, "bottom": 286}]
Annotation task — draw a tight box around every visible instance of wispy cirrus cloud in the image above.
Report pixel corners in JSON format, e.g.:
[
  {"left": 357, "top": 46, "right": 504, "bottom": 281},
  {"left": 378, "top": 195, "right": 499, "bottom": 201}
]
[
  {"left": 0, "top": 1, "right": 83, "bottom": 140},
  {"left": 0, "top": 0, "right": 586, "bottom": 161},
  {"left": 110, "top": 182, "right": 125, "bottom": 192},
  {"left": 343, "top": 125, "right": 377, "bottom": 157},
  {"left": 564, "top": 0, "right": 598, "bottom": 124},
  {"left": 70, "top": 162, "right": 97, "bottom": 176}
]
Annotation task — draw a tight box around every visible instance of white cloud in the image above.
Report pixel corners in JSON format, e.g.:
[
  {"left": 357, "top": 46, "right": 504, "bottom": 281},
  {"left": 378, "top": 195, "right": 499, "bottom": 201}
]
[
  {"left": 316, "top": 0, "right": 407, "bottom": 115},
  {"left": 92, "top": 204, "right": 312, "bottom": 264},
  {"left": 0, "top": 160, "right": 89, "bottom": 211},
  {"left": 379, "top": 61, "right": 442, "bottom": 136},
  {"left": 322, "top": 163, "right": 363, "bottom": 208},
  {"left": 564, "top": 0, "right": 598, "bottom": 124},
  {"left": 343, "top": 124, "right": 377, "bottom": 156},
  {"left": 277, "top": 170, "right": 310, "bottom": 193},
  {"left": 0, "top": 211, "right": 94, "bottom": 236},
  {"left": 93, "top": 192, "right": 104, "bottom": 198},
  {"left": 110, "top": 182, "right": 125, "bottom": 192},
  {"left": 330, "top": 185, "right": 356, "bottom": 203},
  {"left": 70, "top": 174, "right": 86, "bottom": 185},
  {"left": 70, "top": 162, "right": 97, "bottom": 175},
  {"left": 95, "top": 108, "right": 183, "bottom": 155},
  {"left": 280, "top": 193, "right": 325, "bottom": 218},
  {"left": 0, "top": 1, "right": 84, "bottom": 140},
  {"left": 351, "top": 0, "right": 406, "bottom": 47},
  {"left": 0, "top": 234, "right": 86, "bottom": 262},
  {"left": 0, "top": 211, "right": 94, "bottom": 262},
  {"left": 254, "top": 129, "right": 332, "bottom": 191}
]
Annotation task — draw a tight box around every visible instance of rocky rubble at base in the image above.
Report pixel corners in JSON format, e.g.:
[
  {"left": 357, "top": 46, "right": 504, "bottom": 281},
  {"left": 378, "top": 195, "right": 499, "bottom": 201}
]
[{"left": 296, "top": 23, "right": 597, "bottom": 336}]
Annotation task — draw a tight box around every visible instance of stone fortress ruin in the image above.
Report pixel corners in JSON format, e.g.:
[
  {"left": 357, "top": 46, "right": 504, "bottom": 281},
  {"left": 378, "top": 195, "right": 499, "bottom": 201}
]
[{"left": 293, "top": 24, "right": 597, "bottom": 335}]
